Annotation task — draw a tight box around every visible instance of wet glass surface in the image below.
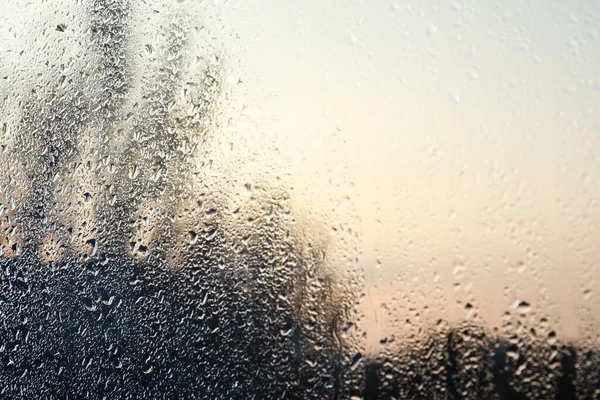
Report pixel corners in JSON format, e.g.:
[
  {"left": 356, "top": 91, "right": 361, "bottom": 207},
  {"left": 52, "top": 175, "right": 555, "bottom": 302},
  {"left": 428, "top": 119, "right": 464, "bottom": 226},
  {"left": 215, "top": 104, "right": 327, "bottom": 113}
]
[{"left": 0, "top": 1, "right": 599, "bottom": 398}]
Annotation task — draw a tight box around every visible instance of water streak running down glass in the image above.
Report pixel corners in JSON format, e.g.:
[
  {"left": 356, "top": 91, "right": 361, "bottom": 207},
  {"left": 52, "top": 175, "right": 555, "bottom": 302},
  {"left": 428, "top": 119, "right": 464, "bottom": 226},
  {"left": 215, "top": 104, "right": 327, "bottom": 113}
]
[{"left": 0, "top": 0, "right": 598, "bottom": 398}]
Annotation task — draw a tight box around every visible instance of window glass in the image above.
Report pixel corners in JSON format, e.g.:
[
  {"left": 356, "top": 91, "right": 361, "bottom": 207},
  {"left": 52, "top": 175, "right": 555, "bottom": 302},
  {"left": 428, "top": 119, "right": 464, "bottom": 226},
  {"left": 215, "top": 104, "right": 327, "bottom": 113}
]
[{"left": 0, "top": 0, "right": 598, "bottom": 398}]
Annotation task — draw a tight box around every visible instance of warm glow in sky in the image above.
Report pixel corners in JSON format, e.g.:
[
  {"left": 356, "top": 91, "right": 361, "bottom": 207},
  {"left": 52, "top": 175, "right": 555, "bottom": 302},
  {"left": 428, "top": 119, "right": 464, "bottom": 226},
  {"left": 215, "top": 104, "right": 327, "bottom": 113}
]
[{"left": 213, "top": 0, "right": 600, "bottom": 348}]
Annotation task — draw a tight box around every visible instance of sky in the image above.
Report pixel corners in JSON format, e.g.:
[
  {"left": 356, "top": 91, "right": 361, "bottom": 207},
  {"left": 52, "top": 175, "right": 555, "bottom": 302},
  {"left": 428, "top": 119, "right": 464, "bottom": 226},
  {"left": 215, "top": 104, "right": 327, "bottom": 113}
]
[{"left": 210, "top": 0, "right": 600, "bottom": 349}]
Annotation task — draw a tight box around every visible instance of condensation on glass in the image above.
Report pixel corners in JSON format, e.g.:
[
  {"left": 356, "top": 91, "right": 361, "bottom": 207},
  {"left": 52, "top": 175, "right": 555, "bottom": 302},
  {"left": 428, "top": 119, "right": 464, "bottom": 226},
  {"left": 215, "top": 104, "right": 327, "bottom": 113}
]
[{"left": 0, "top": 0, "right": 598, "bottom": 398}]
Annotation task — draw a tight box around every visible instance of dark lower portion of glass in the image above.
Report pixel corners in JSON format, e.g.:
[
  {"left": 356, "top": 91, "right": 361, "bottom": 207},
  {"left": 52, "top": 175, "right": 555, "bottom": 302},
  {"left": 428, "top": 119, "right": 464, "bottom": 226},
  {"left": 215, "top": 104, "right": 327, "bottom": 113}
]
[
  {"left": 0, "top": 254, "right": 598, "bottom": 399},
  {"left": 361, "top": 332, "right": 597, "bottom": 400}
]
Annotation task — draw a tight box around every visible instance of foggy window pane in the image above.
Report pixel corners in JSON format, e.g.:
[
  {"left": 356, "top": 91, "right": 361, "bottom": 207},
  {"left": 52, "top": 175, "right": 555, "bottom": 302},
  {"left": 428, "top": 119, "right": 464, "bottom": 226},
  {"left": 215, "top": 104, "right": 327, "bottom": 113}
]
[{"left": 0, "top": 0, "right": 598, "bottom": 398}]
